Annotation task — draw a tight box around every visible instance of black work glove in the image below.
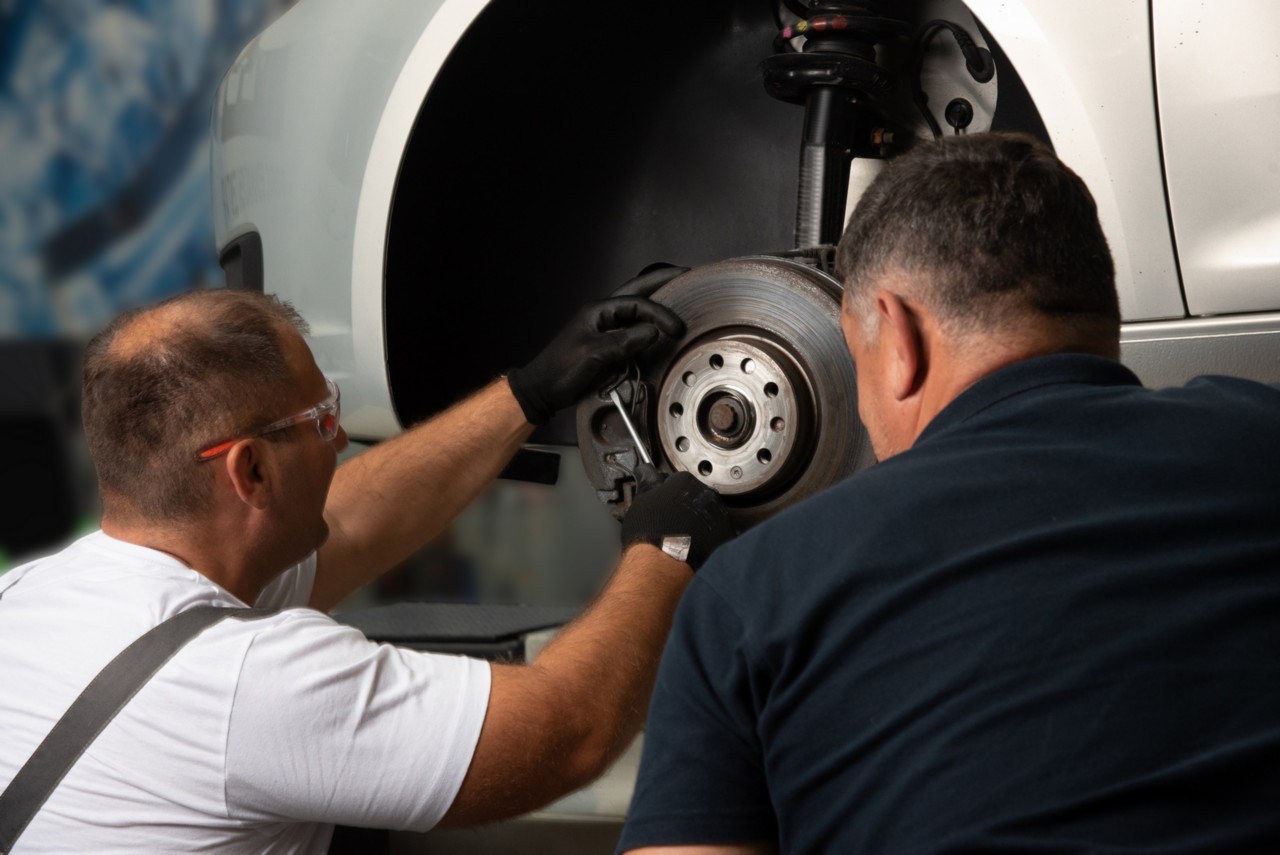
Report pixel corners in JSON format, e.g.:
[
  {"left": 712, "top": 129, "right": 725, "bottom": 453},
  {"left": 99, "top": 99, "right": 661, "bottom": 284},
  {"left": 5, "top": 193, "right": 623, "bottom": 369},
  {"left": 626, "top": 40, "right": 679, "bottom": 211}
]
[
  {"left": 621, "top": 463, "right": 736, "bottom": 571},
  {"left": 507, "top": 265, "right": 687, "bottom": 425}
]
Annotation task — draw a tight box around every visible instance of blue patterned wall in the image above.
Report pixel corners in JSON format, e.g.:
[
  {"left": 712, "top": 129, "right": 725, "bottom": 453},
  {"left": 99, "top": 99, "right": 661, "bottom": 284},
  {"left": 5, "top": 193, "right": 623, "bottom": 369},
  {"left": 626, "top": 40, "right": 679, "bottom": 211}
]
[{"left": 0, "top": 0, "right": 296, "bottom": 565}]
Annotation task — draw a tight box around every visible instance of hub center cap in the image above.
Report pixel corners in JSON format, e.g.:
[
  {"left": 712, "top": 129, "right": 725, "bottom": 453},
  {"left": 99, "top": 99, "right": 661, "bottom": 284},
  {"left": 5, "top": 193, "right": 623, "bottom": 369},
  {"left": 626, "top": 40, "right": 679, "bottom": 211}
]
[{"left": 703, "top": 390, "right": 753, "bottom": 447}]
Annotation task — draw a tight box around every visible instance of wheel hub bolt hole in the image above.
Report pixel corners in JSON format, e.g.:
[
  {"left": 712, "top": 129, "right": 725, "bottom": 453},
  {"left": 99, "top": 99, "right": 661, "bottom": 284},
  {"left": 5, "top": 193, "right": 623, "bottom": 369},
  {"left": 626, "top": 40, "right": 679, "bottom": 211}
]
[
  {"left": 771, "top": 417, "right": 785, "bottom": 433},
  {"left": 683, "top": 371, "right": 697, "bottom": 386},
  {"left": 741, "top": 358, "right": 756, "bottom": 374},
  {"left": 698, "top": 460, "right": 713, "bottom": 476},
  {"left": 758, "top": 448, "right": 772, "bottom": 465},
  {"left": 709, "top": 354, "right": 724, "bottom": 370},
  {"left": 676, "top": 436, "right": 690, "bottom": 452},
  {"left": 670, "top": 402, "right": 684, "bottom": 418},
  {"left": 764, "top": 382, "right": 779, "bottom": 398}
]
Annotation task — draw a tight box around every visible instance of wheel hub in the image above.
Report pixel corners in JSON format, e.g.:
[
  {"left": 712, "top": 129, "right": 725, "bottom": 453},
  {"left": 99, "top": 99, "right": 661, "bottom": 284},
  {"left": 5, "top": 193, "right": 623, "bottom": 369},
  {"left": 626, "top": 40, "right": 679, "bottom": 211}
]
[{"left": 658, "top": 336, "right": 810, "bottom": 495}]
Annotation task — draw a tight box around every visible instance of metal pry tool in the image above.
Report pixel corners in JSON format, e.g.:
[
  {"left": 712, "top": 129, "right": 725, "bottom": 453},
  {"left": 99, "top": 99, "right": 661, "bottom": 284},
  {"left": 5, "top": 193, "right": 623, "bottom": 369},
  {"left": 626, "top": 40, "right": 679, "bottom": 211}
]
[
  {"left": 609, "top": 384, "right": 692, "bottom": 561},
  {"left": 608, "top": 387, "right": 653, "bottom": 466}
]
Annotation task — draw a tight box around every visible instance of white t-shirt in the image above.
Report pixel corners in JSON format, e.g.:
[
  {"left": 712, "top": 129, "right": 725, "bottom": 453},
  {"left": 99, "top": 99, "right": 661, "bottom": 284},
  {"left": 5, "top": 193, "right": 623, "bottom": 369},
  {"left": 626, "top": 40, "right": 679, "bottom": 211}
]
[{"left": 0, "top": 531, "right": 491, "bottom": 853}]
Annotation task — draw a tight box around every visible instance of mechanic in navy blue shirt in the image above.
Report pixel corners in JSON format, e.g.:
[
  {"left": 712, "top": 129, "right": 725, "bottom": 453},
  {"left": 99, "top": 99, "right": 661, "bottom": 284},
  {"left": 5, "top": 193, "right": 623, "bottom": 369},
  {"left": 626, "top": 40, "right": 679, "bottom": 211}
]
[{"left": 618, "top": 132, "right": 1280, "bottom": 854}]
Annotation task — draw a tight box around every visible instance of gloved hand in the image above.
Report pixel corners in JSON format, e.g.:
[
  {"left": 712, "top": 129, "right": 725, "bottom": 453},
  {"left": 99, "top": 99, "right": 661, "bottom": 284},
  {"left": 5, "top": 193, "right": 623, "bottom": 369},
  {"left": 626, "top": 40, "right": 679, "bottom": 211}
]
[
  {"left": 507, "top": 265, "right": 687, "bottom": 425},
  {"left": 621, "top": 463, "right": 736, "bottom": 571}
]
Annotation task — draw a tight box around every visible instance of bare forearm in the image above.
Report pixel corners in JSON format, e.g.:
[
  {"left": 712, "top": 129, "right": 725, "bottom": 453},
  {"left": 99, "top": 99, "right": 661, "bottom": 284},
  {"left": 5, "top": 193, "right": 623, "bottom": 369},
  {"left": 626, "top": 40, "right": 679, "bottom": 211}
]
[
  {"left": 312, "top": 378, "right": 534, "bottom": 610},
  {"left": 439, "top": 544, "right": 692, "bottom": 826},
  {"left": 533, "top": 544, "right": 690, "bottom": 764}
]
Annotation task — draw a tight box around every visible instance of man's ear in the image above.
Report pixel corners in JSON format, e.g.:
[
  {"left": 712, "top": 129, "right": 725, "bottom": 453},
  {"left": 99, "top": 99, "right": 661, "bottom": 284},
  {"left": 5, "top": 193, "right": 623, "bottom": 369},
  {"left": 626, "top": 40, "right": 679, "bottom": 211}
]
[
  {"left": 224, "top": 440, "right": 272, "bottom": 510},
  {"left": 877, "top": 291, "right": 926, "bottom": 401}
]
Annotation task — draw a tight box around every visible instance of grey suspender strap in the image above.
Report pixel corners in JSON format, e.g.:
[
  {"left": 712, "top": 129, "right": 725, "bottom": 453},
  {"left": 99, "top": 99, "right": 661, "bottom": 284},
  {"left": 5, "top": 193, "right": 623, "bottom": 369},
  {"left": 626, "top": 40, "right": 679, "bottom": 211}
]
[{"left": 0, "top": 605, "right": 276, "bottom": 853}]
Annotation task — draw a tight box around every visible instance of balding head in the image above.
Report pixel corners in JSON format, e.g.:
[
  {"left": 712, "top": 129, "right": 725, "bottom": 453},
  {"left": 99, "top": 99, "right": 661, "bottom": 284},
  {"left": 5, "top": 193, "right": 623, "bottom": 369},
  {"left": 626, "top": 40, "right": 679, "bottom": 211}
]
[{"left": 82, "top": 289, "right": 309, "bottom": 523}]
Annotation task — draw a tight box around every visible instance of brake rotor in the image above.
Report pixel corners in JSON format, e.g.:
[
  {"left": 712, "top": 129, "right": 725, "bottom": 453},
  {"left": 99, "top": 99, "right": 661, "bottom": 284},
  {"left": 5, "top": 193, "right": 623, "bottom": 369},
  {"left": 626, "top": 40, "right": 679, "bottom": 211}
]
[{"left": 576, "top": 255, "right": 874, "bottom": 530}]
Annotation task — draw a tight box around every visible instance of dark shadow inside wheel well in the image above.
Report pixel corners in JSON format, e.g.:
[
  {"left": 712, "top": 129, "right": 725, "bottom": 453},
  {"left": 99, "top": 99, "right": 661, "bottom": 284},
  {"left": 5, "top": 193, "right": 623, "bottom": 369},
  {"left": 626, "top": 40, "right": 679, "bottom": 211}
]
[{"left": 385, "top": 0, "right": 801, "bottom": 442}]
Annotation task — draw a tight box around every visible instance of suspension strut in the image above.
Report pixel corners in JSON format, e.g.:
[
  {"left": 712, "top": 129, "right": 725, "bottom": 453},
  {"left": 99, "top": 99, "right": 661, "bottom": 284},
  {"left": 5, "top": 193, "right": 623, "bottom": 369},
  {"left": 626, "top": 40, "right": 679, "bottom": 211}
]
[{"left": 762, "top": 2, "right": 911, "bottom": 249}]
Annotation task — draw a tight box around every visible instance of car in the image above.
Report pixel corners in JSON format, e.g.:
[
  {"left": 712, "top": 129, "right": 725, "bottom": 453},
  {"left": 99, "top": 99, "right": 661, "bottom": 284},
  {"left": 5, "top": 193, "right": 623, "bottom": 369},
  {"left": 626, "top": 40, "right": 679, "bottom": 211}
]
[{"left": 210, "top": 0, "right": 1280, "bottom": 849}]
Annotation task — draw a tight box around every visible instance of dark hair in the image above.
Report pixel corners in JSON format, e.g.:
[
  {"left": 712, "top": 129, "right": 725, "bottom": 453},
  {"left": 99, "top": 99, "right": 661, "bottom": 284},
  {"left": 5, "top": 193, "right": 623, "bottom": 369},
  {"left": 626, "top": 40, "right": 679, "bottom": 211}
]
[
  {"left": 82, "top": 289, "right": 309, "bottom": 522},
  {"left": 835, "top": 132, "right": 1119, "bottom": 343}
]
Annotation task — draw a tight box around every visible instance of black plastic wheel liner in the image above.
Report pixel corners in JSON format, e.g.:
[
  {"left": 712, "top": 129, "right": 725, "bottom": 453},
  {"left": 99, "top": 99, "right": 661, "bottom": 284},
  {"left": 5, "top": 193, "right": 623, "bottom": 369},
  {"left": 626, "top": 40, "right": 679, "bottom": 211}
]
[{"left": 385, "top": 0, "right": 801, "bottom": 443}]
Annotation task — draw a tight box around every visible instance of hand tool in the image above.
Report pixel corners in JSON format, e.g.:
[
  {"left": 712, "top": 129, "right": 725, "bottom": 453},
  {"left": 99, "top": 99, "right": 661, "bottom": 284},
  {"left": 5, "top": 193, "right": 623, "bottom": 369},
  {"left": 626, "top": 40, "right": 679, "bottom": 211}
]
[{"left": 608, "top": 387, "right": 653, "bottom": 466}]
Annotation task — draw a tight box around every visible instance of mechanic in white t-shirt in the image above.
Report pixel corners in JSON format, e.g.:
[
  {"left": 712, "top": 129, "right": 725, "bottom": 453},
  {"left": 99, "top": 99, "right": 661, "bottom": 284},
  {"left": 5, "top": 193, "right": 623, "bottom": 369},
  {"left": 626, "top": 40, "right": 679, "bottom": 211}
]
[{"left": 0, "top": 278, "right": 735, "bottom": 852}]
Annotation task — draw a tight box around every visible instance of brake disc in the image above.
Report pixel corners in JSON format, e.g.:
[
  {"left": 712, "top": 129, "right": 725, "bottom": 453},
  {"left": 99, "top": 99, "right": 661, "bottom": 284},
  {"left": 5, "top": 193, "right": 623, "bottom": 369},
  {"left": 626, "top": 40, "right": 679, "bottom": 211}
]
[{"left": 576, "top": 256, "right": 874, "bottom": 530}]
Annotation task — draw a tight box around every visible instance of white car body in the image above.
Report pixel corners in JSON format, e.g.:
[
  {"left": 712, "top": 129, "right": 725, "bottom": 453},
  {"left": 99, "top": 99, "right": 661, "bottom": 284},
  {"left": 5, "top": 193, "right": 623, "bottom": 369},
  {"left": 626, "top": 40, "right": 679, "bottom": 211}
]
[{"left": 212, "top": 0, "right": 1280, "bottom": 441}]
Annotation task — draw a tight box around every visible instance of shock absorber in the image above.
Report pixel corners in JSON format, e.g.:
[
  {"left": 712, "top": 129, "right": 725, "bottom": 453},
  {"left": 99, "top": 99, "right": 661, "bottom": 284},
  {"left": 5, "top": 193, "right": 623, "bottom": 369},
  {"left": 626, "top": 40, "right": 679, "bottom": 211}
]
[{"left": 762, "top": 2, "right": 911, "bottom": 249}]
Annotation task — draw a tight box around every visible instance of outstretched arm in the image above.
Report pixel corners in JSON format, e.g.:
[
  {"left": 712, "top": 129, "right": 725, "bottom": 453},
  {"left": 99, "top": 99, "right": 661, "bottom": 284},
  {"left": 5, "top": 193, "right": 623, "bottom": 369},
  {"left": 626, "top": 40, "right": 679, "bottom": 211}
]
[
  {"left": 310, "top": 266, "right": 687, "bottom": 611},
  {"left": 311, "top": 378, "right": 531, "bottom": 611},
  {"left": 438, "top": 469, "right": 737, "bottom": 826},
  {"left": 439, "top": 543, "right": 690, "bottom": 826}
]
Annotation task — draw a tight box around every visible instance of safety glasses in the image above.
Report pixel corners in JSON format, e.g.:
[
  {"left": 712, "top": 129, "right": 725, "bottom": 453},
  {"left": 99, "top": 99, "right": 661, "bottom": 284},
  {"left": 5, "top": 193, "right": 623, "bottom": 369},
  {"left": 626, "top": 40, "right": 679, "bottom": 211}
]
[{"left": 196, "top": 378, "right": 341, "bottom": 461}]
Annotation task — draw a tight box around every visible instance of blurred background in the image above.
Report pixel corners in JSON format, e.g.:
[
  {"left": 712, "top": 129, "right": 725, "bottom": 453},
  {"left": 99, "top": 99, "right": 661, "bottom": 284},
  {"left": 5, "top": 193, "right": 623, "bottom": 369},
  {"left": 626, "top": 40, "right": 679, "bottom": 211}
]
[{"left": 0, "top": 0, "right": 300, "bottom": 570}]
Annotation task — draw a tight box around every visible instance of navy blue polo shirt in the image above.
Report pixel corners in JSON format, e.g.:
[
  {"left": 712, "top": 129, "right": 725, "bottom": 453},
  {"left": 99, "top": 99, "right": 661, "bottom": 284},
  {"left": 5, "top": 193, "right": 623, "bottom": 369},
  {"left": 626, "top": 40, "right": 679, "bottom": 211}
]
[{"left": 620, "top": 353, "right": 1280, "bottom": 853}]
